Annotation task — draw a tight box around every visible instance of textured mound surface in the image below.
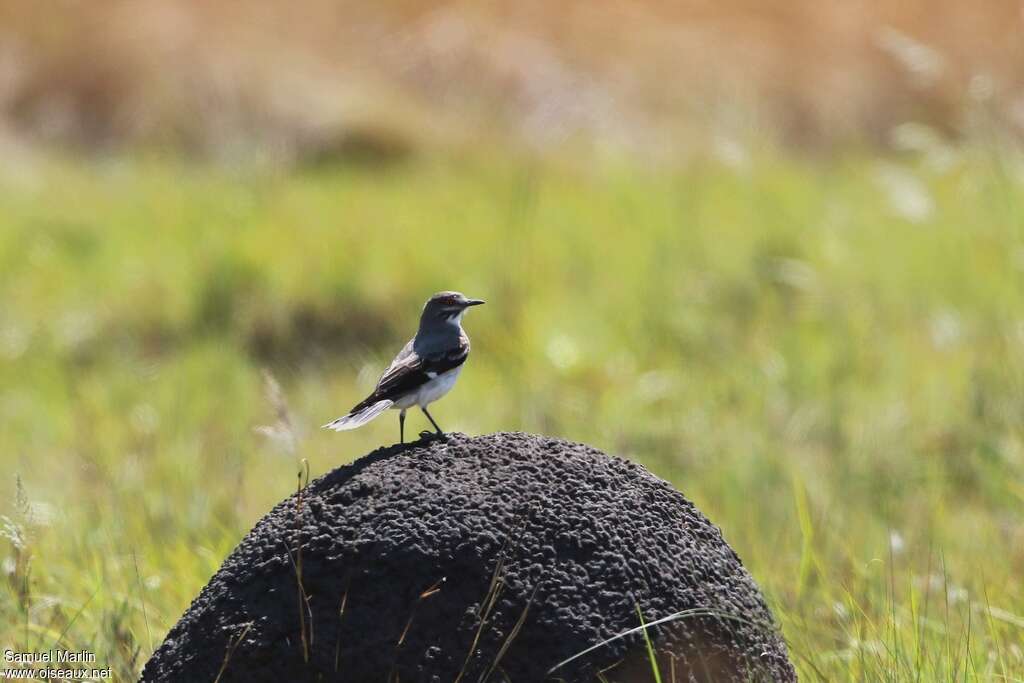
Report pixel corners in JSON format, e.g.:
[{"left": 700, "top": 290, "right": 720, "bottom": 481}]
[{"left": 141, "top": 432, "right": 795, "bottom": 682}]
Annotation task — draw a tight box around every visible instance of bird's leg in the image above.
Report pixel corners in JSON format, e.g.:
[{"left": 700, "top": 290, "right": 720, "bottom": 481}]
[
  {"left": 399, "top": 409, "right": 406, "bottom": 444},
  {"left": 421, "top": 406, "right": 443, "bottom": 436}
]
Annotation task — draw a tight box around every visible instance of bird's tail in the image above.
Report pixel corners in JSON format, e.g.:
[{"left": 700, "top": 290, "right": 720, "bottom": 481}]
[{"left": 322, "top": 399, "right": 394, "bottom": 432}]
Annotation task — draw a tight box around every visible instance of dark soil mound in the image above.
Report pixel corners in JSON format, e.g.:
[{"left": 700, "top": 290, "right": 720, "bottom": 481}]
[{"left": 141, "top": 432, "right": 796, "bottom": 682}]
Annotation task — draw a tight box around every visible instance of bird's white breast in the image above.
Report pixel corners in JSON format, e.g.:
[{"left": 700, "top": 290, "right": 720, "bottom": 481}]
[
  {"left": 416, "top": 366, "right": 462, "bottom": 407},
  {"left": 391, "top": 366, "right": 463, "bottom": 409}
]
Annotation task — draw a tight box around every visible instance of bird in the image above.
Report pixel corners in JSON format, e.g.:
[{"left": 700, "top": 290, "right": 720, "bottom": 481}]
[{"left": 323, "top": 291, "right": 485, "bottom": 443}]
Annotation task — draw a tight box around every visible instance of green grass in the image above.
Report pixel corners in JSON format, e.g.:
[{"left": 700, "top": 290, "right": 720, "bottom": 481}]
[{"left": 1, "top": 147, "right": 1023, "bottom": 680}]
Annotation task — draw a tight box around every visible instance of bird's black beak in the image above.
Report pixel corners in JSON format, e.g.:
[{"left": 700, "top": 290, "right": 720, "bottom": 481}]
[{"left": 463, "top": 298, "right": 485, "bottom": 307}]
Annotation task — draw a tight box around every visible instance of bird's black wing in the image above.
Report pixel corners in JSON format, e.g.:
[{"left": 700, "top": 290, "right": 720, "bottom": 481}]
[{"left": 350, "top": 337, "right": 469, "bottom": 411}]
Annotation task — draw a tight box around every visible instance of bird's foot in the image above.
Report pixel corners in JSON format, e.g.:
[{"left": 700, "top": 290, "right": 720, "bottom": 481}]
[{"left": 418, "top": 430, "right": 447, "bottom": 442}]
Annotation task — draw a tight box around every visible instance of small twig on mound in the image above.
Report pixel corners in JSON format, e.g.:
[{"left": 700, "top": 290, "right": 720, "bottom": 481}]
[
  {"left": 478, "top": 585, "right": 539, "bottom": 683},
  {"left": 547, "top": 608, "right": 768, "bottom": 676},
  {"left": 214, "top": 622, "right": 253, "bottom": 683},
  {"left": 334, "top": 572, "right": 352, "bottom": 673},
  {"left": 287, "top": 459, "right": 312, "bottom": 663}
]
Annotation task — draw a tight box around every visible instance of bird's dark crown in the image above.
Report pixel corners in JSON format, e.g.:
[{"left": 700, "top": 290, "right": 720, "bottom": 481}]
[
  {"left": 420, "top": 291, "right": 485, "bottom": 326},
  {"left": 429, "top": 291, "right": 467, "bottom": 308},
  {"left": 424, "top": 291, "right": 484, "bottom": 310}
]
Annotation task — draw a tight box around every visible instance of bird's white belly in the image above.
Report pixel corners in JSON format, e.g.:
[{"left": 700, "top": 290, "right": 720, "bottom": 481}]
[{"left": 393, "top": 366, "right": 462, "bottom": 409}]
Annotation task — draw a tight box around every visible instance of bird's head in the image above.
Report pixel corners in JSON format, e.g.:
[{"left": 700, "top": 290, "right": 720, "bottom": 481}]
[{"left": 420, "top": 291, "right": 485, "bottom": 327}]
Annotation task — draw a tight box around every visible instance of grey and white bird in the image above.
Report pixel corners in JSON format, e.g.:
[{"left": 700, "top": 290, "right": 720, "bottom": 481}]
[{"left": 323, "top": 291, "right": 485, "bottom": 443}]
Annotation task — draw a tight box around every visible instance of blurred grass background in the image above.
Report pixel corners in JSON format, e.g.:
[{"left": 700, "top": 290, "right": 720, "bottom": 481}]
[{"left": 1, "top": 1, "right": 1024, "bottom": 681}]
